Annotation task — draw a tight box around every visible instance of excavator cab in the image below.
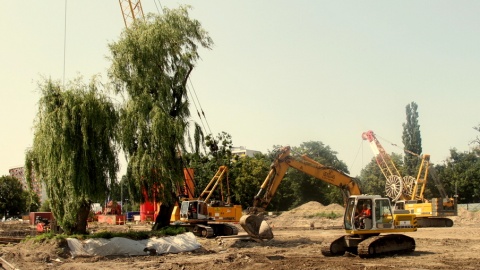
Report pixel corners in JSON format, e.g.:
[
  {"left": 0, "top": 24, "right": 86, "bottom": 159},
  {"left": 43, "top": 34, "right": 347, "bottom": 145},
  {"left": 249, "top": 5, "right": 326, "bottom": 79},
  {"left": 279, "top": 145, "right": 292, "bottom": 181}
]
[
  {"left": 345, "top": 196, "right": 395, "bottom": 232},
  {"left": 321, "top": 195, "right": 418, "bottom": 257},
  {"left": 180, "top": 200, "right": 209, "bottom": 223}
]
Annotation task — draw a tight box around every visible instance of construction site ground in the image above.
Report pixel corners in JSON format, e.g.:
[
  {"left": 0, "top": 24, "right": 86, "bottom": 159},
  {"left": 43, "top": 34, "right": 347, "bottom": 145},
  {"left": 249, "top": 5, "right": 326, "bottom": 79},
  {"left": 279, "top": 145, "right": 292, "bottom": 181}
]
[{"left": 1, "top": 201, "right": 479, "bottom": 270}]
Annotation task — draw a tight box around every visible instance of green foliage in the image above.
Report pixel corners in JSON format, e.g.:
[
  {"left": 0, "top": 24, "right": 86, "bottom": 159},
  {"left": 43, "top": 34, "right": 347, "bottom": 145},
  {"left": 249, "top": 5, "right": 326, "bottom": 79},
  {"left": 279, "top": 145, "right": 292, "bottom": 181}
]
[
  {"left": 305, "top": 211, "right": 342, "bottom": 219},
  {"left": 402, "top": 102, "right": 423, "bottom": 176},
  {"left": 26, "top": 78, "right": 119, "bottom": 235},
  {"left": 39, "top": 199, "right": 51, "bottom": 212},
  {"left": 0, "top": 175, "right": 27, "bottom": 217},
  {"left": 205, "top": 132, "right": 233, "bottom": 166},
  {"left": 229, "top": 154, "right": 271, "bottom": 208},
  {"left": 108, "top": 6, "right": 213, "bottom": 207},
  {"left": 433, "top": 149, "right": 480, "bottom": 203},
  {"left": 23, "top": 190, "right": 40, "bottom": 212}
]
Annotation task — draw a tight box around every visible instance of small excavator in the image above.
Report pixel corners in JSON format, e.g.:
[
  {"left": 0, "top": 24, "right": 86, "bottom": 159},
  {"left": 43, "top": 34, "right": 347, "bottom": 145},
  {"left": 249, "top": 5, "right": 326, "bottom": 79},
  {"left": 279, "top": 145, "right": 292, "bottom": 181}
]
[
  {"left": 171, "top": 166, "right": 241, "bottom": 237},
  {"left": 240, "top": 146, "right": 417, "bottom": 258}
]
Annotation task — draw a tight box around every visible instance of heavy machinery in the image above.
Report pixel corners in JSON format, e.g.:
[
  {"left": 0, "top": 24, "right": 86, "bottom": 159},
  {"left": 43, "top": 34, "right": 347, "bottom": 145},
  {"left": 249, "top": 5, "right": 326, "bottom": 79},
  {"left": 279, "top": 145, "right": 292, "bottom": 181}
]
[
  {"left": 240, "top": 146, "right": 417, "bottom": 257},
  {"left": 171, "top": 166, "right": 241, "bottom": 237},
  {"left": 362, "top": 130, "right": 457, "bottom": 227}
]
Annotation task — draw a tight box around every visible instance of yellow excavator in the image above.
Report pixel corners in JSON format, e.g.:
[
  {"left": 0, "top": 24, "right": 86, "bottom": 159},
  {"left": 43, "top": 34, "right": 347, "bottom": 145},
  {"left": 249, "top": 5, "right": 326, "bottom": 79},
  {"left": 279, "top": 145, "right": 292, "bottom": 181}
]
[
  {"left": 171, "top": 166, "right": 241, "bottom": 237},
  {"left": 240, "top": 146, "right": 417, "bottom": 257}
]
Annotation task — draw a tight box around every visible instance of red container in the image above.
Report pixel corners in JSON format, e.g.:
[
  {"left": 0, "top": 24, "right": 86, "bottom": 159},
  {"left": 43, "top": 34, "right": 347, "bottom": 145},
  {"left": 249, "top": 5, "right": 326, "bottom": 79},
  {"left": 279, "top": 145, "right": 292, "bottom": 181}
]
[
  {"left": 29, "top": 212, "right": 53, "bottom": 226},
  {"left": 140, "top": 201, "right": 155, "bottom": 222}
]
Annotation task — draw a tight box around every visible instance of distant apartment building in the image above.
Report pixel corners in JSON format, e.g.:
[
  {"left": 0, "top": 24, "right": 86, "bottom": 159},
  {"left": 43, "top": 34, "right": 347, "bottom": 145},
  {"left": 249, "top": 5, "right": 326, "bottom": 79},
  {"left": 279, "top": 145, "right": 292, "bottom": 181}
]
[
  {"left": 231, "top": 146, "right": 262, "bottom": 158},
  {"left": 9, "top": 166, "right": 47, "bottom": 203}
]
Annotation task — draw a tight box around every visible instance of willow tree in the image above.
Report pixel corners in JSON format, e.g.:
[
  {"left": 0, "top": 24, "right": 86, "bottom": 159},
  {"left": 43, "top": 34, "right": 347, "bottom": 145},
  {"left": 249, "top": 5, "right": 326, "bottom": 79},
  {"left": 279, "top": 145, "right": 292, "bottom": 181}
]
[
  {"left": 26, "top": 78, "right": 118, "bottom": 234},
  {"left": 108, "top": 6, "right": 212, "bottom": 228}
]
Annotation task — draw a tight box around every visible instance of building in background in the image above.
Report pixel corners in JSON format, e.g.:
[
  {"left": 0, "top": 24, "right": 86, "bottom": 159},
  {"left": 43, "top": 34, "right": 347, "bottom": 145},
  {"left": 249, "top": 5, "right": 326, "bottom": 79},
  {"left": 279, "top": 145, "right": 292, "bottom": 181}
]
[
  {"left": 231, "top": 146, "right": 262, "bottom": 158},
  {"left": 9, "top": 166, "right": 47, "bottom": 203}
]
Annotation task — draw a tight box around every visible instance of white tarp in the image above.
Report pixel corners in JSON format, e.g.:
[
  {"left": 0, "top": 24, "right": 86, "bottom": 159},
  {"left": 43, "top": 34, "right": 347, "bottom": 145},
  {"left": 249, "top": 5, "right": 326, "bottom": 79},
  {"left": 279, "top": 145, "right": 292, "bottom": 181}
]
[{"left": 67, "top": 232, "right": 201, "bottom": 257}]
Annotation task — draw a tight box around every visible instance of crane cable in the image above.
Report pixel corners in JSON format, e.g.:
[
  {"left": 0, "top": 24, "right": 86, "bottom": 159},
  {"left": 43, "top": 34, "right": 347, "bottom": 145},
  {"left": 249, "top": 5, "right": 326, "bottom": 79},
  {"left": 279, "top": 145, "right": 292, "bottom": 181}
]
[
  {"left": 349, "top": 138, "right": 364, "bottom": 176},
  {"left": 153, "top": 0, "right": 163, "bottom": 13},
  {"left": 63, "top": 0, "right": 68, "bottom": 87},
  {"left": 375, "top": 134, "right": 422, "bottom": 159}
]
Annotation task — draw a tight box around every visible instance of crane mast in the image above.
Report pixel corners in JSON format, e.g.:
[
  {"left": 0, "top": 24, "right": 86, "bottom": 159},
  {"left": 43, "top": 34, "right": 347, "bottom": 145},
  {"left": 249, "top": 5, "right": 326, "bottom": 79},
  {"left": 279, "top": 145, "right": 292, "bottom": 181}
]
[
  {"left": 361, "top": 130, "right": 402, "bottom": 179},
  {"left": 119, "top": 0, "right": 145, "bottom": 28},
  {"left": 362, "top": 130, "right": 409, "bottom": 201}
]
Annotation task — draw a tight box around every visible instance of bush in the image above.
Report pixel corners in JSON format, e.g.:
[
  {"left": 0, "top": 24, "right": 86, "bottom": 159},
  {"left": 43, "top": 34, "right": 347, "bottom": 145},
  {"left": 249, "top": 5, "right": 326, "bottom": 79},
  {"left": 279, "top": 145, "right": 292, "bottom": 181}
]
[{"left": 305, "top": 211, "right": 342, "bottom": 219}]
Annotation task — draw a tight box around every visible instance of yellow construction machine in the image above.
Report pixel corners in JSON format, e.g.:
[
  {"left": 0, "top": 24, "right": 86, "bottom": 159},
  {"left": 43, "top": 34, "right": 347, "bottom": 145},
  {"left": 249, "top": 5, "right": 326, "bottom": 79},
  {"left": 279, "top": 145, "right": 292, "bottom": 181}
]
[
  {"left": 171, "top": 166, "right": 242, "bottom": 237},
  {"left": 240, "top": 146, "right": 417, "bottom": 257},
  {"left": 362, "top": 130, "right": 457, "bottom": 227}
]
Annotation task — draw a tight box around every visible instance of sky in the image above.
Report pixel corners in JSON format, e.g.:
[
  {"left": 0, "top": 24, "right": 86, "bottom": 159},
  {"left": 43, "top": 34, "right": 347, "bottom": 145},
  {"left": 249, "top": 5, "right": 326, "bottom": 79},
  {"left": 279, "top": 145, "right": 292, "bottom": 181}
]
[{"left": 1, "top": 1, "right": 479, "bottom": 178}]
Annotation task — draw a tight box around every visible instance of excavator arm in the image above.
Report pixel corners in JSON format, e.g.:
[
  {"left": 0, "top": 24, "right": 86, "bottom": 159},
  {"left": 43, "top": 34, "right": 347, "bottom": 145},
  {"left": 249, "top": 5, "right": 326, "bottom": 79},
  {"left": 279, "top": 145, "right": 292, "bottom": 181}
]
[
  {"left": 241, "top": 146, "right": 361, "bottom": 239},
  {"left": 251, "top": 146, "right": 361, "bottom": 213}
]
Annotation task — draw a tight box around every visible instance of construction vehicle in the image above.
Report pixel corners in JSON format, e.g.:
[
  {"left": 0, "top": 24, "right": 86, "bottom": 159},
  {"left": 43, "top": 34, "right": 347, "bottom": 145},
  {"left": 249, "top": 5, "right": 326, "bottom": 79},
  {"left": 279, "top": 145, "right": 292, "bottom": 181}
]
[
  {"left": 362, "top": 130, "right": 457, "bottom": 227},
  {"left": 171, "top": 166, "right": 241, "bottom": 237},
  {"left": 240, "top": 146, "right": 417, "bottom": 257}
]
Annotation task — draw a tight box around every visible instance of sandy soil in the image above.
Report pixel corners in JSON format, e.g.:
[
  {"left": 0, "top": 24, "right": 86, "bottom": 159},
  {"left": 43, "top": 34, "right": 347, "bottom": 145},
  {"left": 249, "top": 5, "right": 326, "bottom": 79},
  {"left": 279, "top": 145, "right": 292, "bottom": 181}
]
[{"left": 1, "top": 202, "right": 479, "bottom": 270}]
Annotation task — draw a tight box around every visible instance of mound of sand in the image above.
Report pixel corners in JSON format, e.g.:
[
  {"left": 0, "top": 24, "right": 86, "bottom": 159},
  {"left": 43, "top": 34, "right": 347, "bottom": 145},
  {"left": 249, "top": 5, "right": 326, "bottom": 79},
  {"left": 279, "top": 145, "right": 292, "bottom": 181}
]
[
  {"left": 266, "top": 201, "right": 480, "bottom": 228},
  {"left": 267, "top": 201, "right": 344, "bottom": 228},
  {"left": 450, "top": 207, "right": 480, "bottom": 226}
]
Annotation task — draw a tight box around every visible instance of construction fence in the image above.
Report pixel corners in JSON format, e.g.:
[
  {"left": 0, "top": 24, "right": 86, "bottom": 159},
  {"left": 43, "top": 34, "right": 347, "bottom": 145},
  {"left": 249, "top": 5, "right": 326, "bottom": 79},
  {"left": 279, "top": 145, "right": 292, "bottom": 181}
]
[{"left": 458, "top": 203, "right": 480, "bottom": 212}]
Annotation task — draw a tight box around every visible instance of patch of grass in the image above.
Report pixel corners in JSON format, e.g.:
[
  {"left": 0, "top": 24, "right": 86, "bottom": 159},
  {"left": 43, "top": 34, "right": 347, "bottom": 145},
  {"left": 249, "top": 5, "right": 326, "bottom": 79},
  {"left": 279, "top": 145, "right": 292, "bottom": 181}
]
[
  {"left": 305, "top": 211, "right": 342, "bottom": 219},
  {"left": 24, "top": 226, "right": 187, "bottom": 242}
]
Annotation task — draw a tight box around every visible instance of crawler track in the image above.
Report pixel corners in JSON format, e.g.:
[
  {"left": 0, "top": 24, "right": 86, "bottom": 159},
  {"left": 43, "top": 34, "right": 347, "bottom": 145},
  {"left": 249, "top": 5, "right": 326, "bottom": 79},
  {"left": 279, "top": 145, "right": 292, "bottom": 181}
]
[
  {"left": 357, "top": 234, "right": 415, "bottom": 258},
  {"left": 321, "top": 234, "right": 415, "bottom": 258}
]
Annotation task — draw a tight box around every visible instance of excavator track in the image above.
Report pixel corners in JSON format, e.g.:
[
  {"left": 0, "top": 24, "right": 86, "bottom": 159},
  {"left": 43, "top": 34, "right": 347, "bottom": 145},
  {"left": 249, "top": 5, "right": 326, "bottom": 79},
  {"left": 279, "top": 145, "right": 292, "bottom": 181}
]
[
  {"left": 417, "top": 217, "right": 454, "bottom": 227},
  {"left": 192, "top": 224, "right": 215, "bottom": 238},
  {"left": 221, "top": 223, "right": 239, "bottom": 236},
  {"left": 321, "top": 235, "right": 349, "bottom": 256},
  {"left": 357, "top": 234, "right": 415, "bottom": 258}
]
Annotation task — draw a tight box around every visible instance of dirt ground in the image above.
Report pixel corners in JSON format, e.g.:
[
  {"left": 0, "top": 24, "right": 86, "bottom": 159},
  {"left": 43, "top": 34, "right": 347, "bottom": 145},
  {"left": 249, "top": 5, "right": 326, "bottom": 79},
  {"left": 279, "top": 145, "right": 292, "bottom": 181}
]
[{"left": 1, "top": 202, "right": 480, "bottom": 270}]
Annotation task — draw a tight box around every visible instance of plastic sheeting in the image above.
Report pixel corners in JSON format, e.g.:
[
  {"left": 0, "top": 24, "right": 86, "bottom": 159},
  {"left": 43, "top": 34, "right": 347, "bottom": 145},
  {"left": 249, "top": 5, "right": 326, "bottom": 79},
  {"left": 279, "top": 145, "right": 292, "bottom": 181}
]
[{"left": 67, "top": 232, "right": 201, "bottom": 257}]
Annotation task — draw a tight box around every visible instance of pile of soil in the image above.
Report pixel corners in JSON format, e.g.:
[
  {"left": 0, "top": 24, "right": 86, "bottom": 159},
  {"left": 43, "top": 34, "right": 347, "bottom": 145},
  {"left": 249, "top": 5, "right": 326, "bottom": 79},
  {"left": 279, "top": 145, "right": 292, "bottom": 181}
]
[
  {"left": 450, "top": 207, "right": 480, "bottom": 226},
  {"left": 266, "top": 201, "right": 344, "bottom": 228}
]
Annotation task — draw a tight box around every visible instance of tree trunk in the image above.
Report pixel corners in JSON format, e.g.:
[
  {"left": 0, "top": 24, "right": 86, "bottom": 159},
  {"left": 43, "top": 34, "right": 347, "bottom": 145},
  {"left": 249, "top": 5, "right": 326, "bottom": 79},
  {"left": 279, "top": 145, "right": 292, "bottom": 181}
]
[
  {"left": 152, "top": 203, "right": 174, "bottom": 230},
  {"left": 74, "top": 202, "right": 91, "bottom": 234}
]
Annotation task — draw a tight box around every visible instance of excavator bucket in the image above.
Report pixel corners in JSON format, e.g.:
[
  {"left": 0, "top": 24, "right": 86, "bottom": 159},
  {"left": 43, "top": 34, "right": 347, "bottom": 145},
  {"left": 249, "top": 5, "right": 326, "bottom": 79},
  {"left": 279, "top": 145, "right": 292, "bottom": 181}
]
[{"left": 239, "top": 214, "right": 273, "bottom": 240}]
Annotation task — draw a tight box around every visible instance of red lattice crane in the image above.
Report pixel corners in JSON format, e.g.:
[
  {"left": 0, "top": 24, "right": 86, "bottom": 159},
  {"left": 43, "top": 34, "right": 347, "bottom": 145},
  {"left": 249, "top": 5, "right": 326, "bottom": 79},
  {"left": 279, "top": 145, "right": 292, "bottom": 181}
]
[
  {"left": 118, "top": 0, "right": 145, "bottom": 28},
  {"left": 361, "top": 130, "right": 414, "bottom": 201},
  {"left": 362, "top": 130, "right": 457, "bottom": 227}
]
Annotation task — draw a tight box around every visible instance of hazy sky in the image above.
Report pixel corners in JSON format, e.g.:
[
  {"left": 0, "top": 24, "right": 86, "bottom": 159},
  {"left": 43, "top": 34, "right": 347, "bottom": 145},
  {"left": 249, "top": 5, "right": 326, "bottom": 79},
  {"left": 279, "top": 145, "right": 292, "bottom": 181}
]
[{"left": 1, "top": 1, "right": 479, "bottom": 178}]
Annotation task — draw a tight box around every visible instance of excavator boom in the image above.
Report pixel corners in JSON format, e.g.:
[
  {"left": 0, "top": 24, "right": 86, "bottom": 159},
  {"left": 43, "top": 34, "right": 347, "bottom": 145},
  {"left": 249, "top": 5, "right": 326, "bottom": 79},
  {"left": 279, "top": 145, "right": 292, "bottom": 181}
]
[
  {"left": 241, "top": 146, "right": 361, "bottom": 239},
  {"left": 251, "top": 146, "right": 361, "bottom": 211}
]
